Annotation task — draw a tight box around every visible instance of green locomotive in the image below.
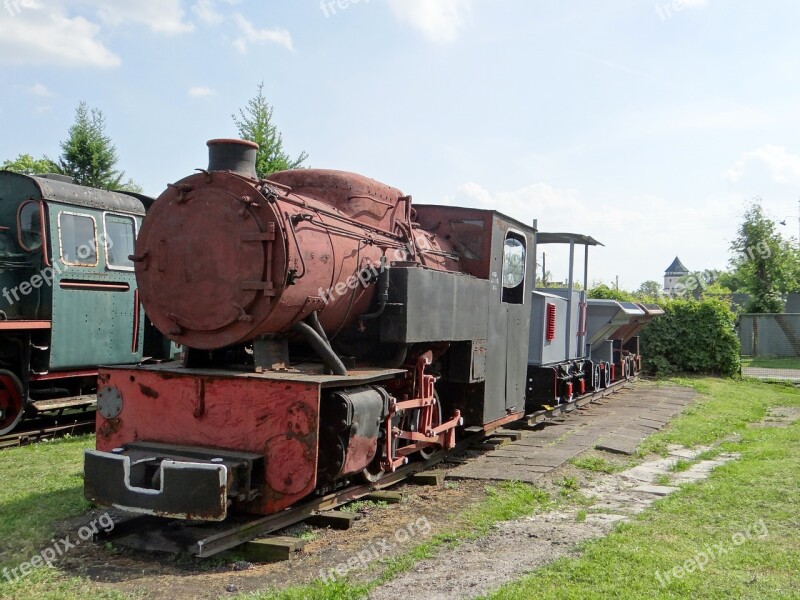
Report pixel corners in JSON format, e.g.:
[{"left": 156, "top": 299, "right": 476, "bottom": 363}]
[{"left": 0, "top": 171, "right": 154, "bottom": 434}]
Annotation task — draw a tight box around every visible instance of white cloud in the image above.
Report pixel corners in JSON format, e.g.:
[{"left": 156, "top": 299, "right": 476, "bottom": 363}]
[
  {"left": 232, "top": 13, "right": 293, "bottom": 53},
  {"left": 192, "top": 0, "right": 243, "bottom": 25},
  {"left": 192, "top": 0, "right": 224, "bottom": 25},
  {"left": 387, "top": 0, "right": 472, "bottom": 43},
  {"left": 0, "top": 0, "right": 196, "bottom": 68},
  {"left": 0, "top": 8, "right": 120, "bottom": 68},
  {"left": 726, "top": 145, "right": 800, "bottom": 186},
  {"left": 26, "top": 83, "right": 53, "bottom": 97},
  {"left": 86, "top": 0, "right": 194, "bottom": 35},
  {"left": 188, "top": 85, "right": 216, "bottom": 97},
  {"left": 453, "top": 181, "right": 737, "bottom": 289}
]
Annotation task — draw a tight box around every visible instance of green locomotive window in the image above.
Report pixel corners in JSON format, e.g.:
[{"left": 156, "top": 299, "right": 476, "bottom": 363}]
[
  {"left": 58, "top": 213, "right": 97, "bottom": 266},
  {"left": 17, "top": 201, "right": 43, "bottom": 252},
  {"left": 104, "top": 214, "right": 136, "bottom": 269}
]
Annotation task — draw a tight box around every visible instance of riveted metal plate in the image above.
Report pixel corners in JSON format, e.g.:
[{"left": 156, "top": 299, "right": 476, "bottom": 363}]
[{"left": 98, "top": 386, "right": 123, "bottom": 419}]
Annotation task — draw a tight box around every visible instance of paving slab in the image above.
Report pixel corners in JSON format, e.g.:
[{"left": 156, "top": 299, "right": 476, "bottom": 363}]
[{"left": 449, "top": 384, "right": 697, "bottom": 481}]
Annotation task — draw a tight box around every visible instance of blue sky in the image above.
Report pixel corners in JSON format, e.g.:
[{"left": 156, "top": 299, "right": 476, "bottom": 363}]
[{"left": 2, "top": 0, "right": 800, "bottom": 289}]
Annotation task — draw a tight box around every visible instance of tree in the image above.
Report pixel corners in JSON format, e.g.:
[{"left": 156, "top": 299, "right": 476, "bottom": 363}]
[
  {"left": 58, "top": 102, "right": 141, "bottom": 192},
  {"left": 233, "top": 82, "right": 308, "bottom": 178},
  {"left": 635, "top": 280, "right": 662, "bottom": 299},
  {"left": 728, "top": 201, "right": 800, "bottom": 313},
  {"left": 2, "top": 154, "right": 59, "bottom": 175}
]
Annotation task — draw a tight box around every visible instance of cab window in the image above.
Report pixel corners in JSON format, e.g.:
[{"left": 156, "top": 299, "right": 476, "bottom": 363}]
[
  {"left": 502, "top": 233, "right": 526, "bottom": 304},
  {"left": 59, "top": 212, "right": 97, "bottom": 266},
  {"left": 17, "top": 200, "right": 43, "bottom": 252},
  {"left": 103, "top": 214, "right": 136, "bottom": 270}
]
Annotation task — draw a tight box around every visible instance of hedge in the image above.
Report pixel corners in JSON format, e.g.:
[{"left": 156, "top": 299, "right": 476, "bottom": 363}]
[{"left": 639, "top": 298, "right": 740, "bottom": 377}]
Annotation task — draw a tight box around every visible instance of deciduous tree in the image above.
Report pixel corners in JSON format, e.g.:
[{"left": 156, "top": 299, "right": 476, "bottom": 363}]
[
  {"left": 728, "top": 201, "right": 800, "bottom": 313},
  {"left": 1, "top": 154, "right": 59, "bottom": 175}
]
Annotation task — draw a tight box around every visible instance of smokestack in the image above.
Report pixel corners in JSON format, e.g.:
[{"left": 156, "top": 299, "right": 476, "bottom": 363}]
[{"left": 207, "top": 139, "right": 259, "bottom": 179}]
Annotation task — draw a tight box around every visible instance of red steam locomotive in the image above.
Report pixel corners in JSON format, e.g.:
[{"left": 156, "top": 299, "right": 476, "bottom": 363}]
[{"left": 84, "top": 139, "right": 640, "bottom": 522}]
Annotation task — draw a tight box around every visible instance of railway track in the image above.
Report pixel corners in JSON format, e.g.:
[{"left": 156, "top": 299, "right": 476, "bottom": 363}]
[
  {"left": 0, "top": 413, "right": 96, "bottom": 449},
  {"left": 99, "top": 377, "right": 637, "bottom": 558}
]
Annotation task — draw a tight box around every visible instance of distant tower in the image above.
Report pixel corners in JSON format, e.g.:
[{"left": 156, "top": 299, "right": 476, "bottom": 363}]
[{"left": 664, "top": 257, "right": 689, "bottom": 294}]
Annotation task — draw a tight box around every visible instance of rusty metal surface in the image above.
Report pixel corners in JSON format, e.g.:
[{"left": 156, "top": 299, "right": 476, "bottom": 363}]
[
  {"left": 94, "top": 366, "right": 321, "bottom": 516},
  {"left": 13, "top": 172, "right": 148, "bottom": 215},
  {"left": 135, "top": 155, "right": 461, "bottom": 350}
]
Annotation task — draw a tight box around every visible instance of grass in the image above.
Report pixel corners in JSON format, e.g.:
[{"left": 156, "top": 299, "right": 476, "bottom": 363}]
[
  {"left": 0, "top": 435, "right": 93, "bottom": 568},
  {"left": 669, "top": 458, "right": 693, "bottom": 473},
  {"left": 741, "top": 356, "right": 800, "bottom": 370},
  {"left": 483, "top": 377, "right": 800, "bottom": 599},
  {"left": 570, "top": 456, "right": 623, "bottom": 474},
  {"left": 653, "top": 473, "right": 672, "bottom": 486},
  {"left": 339, "top": 500, "right": 388, "bottom": 513},
  {"left": 0, "top": 435, "right": 137, "bottom": 600}
]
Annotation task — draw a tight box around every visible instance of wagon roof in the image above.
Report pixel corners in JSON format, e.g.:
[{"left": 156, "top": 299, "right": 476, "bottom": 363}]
[
  {"left": 1, "top": 171, "right": 150, "bottom": 215},
  {"left": 536, "top": 232, "right": 604, "bottom": 246}
]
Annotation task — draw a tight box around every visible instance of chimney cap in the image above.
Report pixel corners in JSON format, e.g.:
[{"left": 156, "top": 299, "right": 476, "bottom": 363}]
[{"left": 207, "top": 138, "right": 259, "bottom": 150}]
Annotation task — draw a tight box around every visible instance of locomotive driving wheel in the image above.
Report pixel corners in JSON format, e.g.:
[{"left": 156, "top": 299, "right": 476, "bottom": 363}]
[{"left": 0, "top": 370, "right": 24, "bottom": 435}]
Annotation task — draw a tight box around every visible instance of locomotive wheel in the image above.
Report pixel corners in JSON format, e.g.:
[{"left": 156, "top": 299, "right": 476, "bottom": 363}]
[
  {"left": 593, "top": 364, "right": 602, "bottom": 392},
  {"left": 604, "top": 362, "right": 612, "bottom": 387},
  {"left": 0, "top": 370, "right": 24, "bottom": 435},
  {"left": 361, "top": 458, "right": 386, "bottom": 483}
]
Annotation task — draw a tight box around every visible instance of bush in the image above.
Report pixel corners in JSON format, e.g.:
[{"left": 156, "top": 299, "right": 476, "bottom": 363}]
[
  {"left": 639, "top": 298, "right": 740, "bottom": 377},
  {"left": 588, "top": 285, "right": 636, "bottom": 302}
]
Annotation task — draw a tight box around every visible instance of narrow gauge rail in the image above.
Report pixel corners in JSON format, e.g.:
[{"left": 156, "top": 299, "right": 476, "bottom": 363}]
[
  {"left": 0, "top": 412, "right": 96, "bottom": 450},
  {"left": 98, "top": 378, "right": 636, "bottom": 558}
]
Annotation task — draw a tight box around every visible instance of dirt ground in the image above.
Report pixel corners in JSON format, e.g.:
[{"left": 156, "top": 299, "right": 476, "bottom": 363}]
[{"left": 59, "top": 476, "right": 489, "bottom": 598}]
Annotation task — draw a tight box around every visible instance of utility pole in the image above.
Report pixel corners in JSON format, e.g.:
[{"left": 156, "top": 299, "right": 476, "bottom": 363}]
[
  {"left": 615, "top": 275, "right": 619, "bottom": 291},
  {"left": 542, "top": 252, "right": 546, "bottom": 286}
]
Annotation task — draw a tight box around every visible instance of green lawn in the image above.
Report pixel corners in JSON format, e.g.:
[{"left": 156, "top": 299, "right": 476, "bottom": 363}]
[
  {"left": 485, "top": 377, "right": 800, "bottom": 599},
  {"left": 741, "top": 356, "right": 800, "bottom": 370}
]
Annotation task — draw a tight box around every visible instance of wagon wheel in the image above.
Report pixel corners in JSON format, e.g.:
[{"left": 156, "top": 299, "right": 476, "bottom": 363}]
[
  {"left": 0, "top": 370, "right": 24, "bottom": 435},
  {"left": 593, "top": 364, "right": 602, "bottom": 392}
]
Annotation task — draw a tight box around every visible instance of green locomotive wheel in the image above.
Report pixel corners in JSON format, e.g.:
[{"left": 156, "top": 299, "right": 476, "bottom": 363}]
[{"left": 0, "top": 369, "right": 24, "bottom": 435}]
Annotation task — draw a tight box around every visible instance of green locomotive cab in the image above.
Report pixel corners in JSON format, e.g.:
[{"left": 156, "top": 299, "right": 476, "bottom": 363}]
[{"left": 0, "top": 171, "right": 151, "bottom": 434}]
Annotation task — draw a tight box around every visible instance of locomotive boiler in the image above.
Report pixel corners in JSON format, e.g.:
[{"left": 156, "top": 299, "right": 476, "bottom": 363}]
[{"left": 85, "top": 139, "right": 538, "bottom": 520}]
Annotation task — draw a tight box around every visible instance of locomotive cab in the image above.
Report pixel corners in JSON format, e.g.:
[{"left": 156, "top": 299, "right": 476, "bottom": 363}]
[{"left": 0, "top": 171, "right": 152, "bottom": 434}]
